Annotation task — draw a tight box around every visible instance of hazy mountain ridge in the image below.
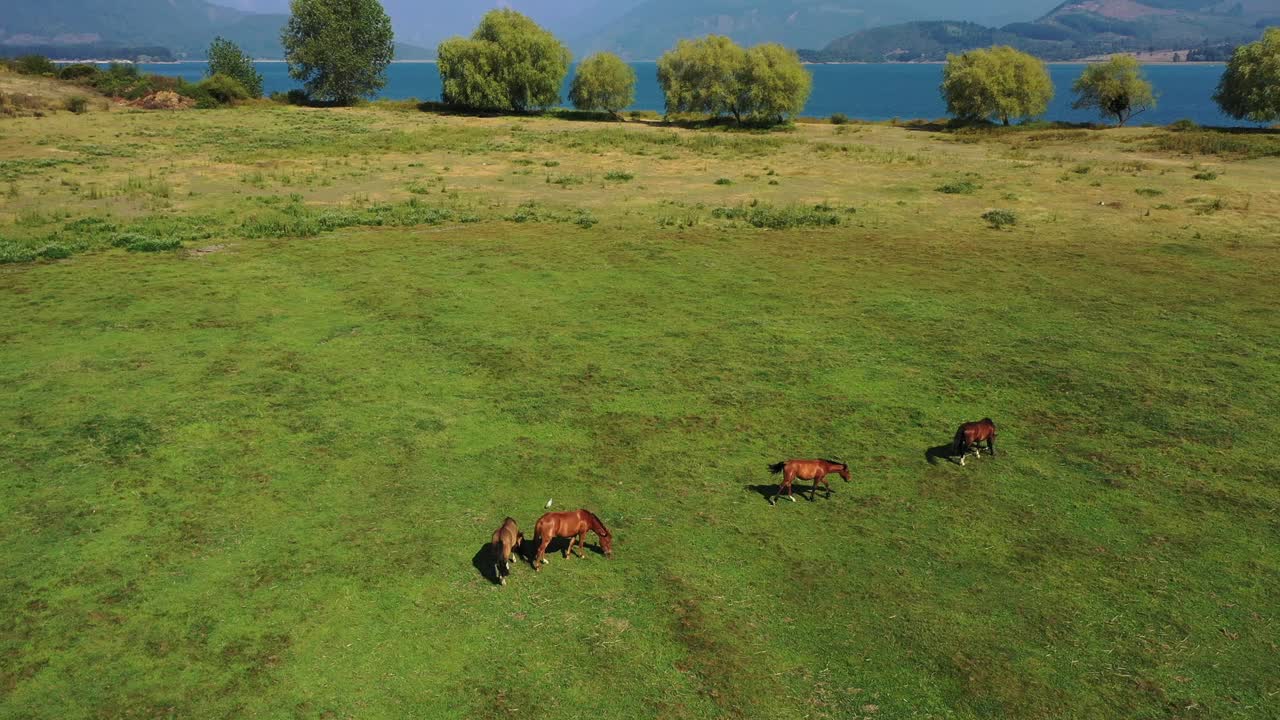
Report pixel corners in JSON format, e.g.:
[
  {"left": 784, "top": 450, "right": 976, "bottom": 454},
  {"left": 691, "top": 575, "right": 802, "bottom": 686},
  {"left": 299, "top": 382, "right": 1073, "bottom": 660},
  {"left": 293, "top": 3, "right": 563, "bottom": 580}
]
[
  {"left": 807, "top": 0, "right": 1279, "bottom": 61},
  {"left": 0, "top": 0, "right": 432, "bottom": 59}
]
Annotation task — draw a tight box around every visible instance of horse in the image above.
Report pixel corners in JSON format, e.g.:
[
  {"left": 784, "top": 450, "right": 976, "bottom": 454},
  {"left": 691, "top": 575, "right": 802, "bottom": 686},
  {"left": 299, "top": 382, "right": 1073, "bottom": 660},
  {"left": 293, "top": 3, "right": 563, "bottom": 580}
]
[
  {"left": 767, "top": 459, "right": 850, "bottom": 504},
  {"left": 490, "top": 517, "right": 524, "bottom": 585},
  {"left": 952, "top": 418, "right": 997, "bottom": 466},
  {"left": 531, "top": 509, "right": 613, "bottom": 569}
]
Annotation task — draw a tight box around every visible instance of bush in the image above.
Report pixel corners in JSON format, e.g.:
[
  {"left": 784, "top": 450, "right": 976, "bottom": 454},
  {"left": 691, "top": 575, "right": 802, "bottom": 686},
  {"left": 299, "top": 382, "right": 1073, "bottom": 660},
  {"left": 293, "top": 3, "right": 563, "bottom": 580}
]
[
  {"left": 712, "top": 202, "right": 844, "bottom": 229},
  {"left": 125, "top": 237, "right": 183, "bottom": 252},
  {"left": 65, "top": 96, "right": 89, "bottom": 114},
  {"left": 604, "top": 170, "right": 634, "bottom": 182},
  {"left": 714, "top": 177, "right": 734, "bottom": 185},
  {"left": 1167, "top": 118, "right": 1198, "bottom": 132},
  {"left": 830, "top": 112, "right": 849, "bottom": 125},
  {"left": 937, "top": 180, "right": 979, "bottom": 194},
  {"left": 1193, "top": 171, "right": 1219, "bottom": 181},
  {"left": 982, "top": 209, "right": 1017, "bottom": 229},
  {"left": 59, "top": 64, "right": 100, "bottom": 81},
  {"left": 37, "top": 243, "right": 72, "bottom": 260},
  {"left": 13, "top": 55, "right": 57, "bottom": 76},
  {"left": 196, "top": 73, "right": 251, "bottom": 106}
]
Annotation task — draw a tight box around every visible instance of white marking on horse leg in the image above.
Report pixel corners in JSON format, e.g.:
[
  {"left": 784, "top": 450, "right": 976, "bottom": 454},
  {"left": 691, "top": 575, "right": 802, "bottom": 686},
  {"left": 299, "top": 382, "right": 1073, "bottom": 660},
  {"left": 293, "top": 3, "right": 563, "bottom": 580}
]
[
  {"left": 960, "top": 455, "right": 966, "bottom": 466},
  {"left": 788, "top": 495, "right": 796, "bottom": 503}
]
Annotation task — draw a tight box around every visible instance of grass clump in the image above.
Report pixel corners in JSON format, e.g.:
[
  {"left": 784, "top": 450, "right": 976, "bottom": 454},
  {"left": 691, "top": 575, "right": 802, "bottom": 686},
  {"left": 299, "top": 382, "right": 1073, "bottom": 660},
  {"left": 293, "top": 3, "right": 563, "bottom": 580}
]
[
  {"left": 982, "top": 209, "right": 1017, "bottom": 229},
  {"left": 1193, "top": 171, "right": 1219, "bottom": 181},
  {"left": 937, "top": 180, "right": 979, "bottom": 195},
  {"left": 713, "top": 177, "right": 734, "bottom": 186},
  {"left": 603, "top": 170, "right": 634, "bottom": 182},
  {"left": 1135, "top": 187, "right": 1164, "bottom": 197},
  {"left": 712, "top": 202, "right": 843, "bottom": 229},
  {"left": 830, "top": 112, "right": 849, "bottom": 125}
]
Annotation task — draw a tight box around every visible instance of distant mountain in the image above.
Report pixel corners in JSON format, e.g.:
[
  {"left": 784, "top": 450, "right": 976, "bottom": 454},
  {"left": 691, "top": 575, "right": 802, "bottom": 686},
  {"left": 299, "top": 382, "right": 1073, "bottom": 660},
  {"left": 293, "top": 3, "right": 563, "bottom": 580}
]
[
  {"left": 0, "top": 0, "right": 432, "bottom": 59},
  {"left": 806, "top": 0, "right": 1279, "bottom": 61}
]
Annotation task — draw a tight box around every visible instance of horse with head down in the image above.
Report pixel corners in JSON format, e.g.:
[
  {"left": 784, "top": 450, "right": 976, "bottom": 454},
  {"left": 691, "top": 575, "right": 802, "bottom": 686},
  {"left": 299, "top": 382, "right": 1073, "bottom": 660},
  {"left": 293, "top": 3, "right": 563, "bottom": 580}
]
[
  {"left": 952, "top": 418, "right": 997, "bottom": 466},
  {"left": 490, "top": 517, "right": 524, "bottom": 585},
  {"left": 531, "top": 509, "right": 613, "bottom": 569}
]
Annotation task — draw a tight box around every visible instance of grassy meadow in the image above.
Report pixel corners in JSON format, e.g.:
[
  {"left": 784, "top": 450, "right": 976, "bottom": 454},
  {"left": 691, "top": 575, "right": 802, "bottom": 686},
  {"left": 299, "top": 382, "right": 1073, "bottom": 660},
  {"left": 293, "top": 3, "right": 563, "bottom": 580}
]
[{"left": 2, "top": 104, "right": 1279, "bottom": 719}]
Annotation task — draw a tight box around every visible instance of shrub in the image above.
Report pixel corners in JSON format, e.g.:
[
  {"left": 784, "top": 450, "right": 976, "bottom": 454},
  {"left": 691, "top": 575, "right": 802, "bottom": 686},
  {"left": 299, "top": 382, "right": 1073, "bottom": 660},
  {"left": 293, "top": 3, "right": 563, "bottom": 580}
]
[
  {"left": 65, "top": 96, "right": 89, "bottom": 114},
  {"left": 1167, "top": 118, "right": 1198, "bottom": 132},
  {"left": 982, "top": 209, "right": 1017, "bottom": 229},
  {"left": 59, "top": 64, "right": 100, "bottom": 81},
  {"left": 13, "top": 55, "right": 57, "bottom": 76},
  {"left": 714, "top": 177, "right": 734, "bottom": 186},
  {"left": 937, "top": 180, "right": 979, "bottom": 194},
  {"left": 126, "top": 237, "right": 183, "bottom": 252},
  {"left": 1193, "top": 171, "right": 1219, "bottom": 181},
  {"left": 830, "top": 112, "right": 849, "bottom": 125},
  {"left": 37, "top": 243, "right": 73, "bottom": 259},
  {"left": 197, "top": 74, "right": 251, "bottom": 106},
  {"left": 712, "top": 202, "right": 843, "bottom": 229}
]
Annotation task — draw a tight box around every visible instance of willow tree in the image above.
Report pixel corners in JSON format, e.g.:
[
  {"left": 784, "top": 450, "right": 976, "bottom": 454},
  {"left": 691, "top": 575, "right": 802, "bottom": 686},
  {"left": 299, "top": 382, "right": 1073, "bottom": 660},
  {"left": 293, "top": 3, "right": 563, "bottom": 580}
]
[
  {"left": 656, "top": 35, "right": 747, "bottom": 120},
  {"left": 569, "top": 52, "right": 636, "bottom": 117},
  {"left": 281, "top": 0, "right": 394, "bottom": 104},
  {"left": 1072, "top": 55, "right": 1155, "bottom": 126},
  {"left": 1214, "top": 27, "right": 1280, "bottom": 123},
  {"left": 738, "top": 43, "right": 812, "bottom": 123},
  {"left": 438, "top": 9, "right": 571, "bottom": 112},
  {"left": 941, "top": 46, "right": 1054, "bottom": 125}
]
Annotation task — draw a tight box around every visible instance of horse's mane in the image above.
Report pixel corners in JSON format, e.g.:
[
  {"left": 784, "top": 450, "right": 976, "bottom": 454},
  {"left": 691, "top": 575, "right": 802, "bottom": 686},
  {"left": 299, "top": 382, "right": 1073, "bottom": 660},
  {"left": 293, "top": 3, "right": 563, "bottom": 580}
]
[
  {"left": 820, "top": 459, "right": 847, "bottom": 469},
  {"left": 583, "top": 509, "right": 610, "bottom": 536}
]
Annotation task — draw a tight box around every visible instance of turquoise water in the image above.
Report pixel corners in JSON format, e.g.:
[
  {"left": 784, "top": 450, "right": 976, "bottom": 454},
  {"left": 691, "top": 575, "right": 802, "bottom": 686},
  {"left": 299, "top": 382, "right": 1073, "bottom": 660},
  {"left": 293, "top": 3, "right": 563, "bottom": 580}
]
[{"left": 134, "top": 61, "right": 1245, "bottom": 126}]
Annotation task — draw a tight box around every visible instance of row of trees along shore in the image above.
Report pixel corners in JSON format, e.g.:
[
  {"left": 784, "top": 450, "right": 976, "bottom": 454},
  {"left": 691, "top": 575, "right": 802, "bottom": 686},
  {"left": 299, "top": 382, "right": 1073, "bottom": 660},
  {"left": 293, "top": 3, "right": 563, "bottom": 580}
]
[
  {"left": 272, "top": 0, "right": 1278, "bottom": 126},
  {"left": 11, "top": 0, "right": 1278, "bottom": 126}
]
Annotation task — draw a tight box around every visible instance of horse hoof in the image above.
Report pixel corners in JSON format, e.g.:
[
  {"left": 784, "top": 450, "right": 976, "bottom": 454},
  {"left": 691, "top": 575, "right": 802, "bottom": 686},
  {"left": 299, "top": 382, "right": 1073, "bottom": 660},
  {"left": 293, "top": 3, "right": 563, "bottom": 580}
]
[{"left": 500, "top": 578, "right": 506, "bottom": 586}]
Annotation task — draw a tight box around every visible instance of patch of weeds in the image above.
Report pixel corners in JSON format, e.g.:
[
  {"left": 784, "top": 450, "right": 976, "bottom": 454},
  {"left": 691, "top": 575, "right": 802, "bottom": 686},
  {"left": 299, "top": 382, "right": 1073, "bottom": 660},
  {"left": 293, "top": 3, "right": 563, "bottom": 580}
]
[
  {"left": 75, "top": 414, "right": 158, "bottom": 462},
  {"left": 0, "top": 240, "right": 38, "bottom": 264},
  {"left": 713, "top": 178, "right": 734, "bottom": 186},
  {"left": 604, "top": 171, "right": 634, "bottom": 182},
  {"left": 574, "top": 210, "right": 599, "bottom": 229},
  {"left": 543, "top": 160, "right": 560, "bottom": 168},
  {"left": 830, "top": 113, "right": 849, "bottom": 125},
  {"left": 37, "top": 243, "right": 73, "bottom": 260},
  {"left": 937, "top": 180, "right": 979, "bottom": 195},
  {"left": 548, "top": 174, "right": 585, "bottom": 187},
  {"left": 1193, "top": 171, "right": 1218, "bottom": 181},
  {"left": 1072, "top": 164, "right": 1092, "bottom": 175},
  {"left": 982, "top": 209, "right": 1017, "bottom": 229},
  {"left": 1135, "top": 188, "right": 1164, "bottom": 197},
  {"left": 711, "top": 203, "right": 843, "bottom": 229}
]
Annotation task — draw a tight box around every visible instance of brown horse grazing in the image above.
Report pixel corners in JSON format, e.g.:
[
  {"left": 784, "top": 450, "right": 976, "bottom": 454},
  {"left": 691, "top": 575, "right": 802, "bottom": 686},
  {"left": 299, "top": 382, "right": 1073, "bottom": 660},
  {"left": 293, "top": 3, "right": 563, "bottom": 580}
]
[
  {"left": 490, "top": 517, "right": 524, "bottom": 585},
  {"left": 953, "top": 418, "right": 997, "bottom": 466},
  {"left": 767, "top": 459, "right": 850, "bottom": 504},
  {"left": 531, "top": 509, "right": 613, "bottom": 569}
]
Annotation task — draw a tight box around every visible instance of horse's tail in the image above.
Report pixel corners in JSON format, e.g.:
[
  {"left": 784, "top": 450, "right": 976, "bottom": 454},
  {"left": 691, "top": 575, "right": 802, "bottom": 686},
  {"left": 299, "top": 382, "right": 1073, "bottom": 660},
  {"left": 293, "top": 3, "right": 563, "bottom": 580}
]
[
  {"left": 952, "top": 427, "right": 967, "bottom": 456},
  {"left": 767, "top": 461, "right": 786, "bottom": 475}
]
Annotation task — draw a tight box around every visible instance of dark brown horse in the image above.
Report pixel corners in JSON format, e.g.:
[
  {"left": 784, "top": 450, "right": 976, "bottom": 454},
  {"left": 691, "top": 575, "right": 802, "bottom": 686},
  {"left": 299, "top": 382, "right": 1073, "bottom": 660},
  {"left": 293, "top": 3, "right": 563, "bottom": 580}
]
[
  {"left": 953, "top": 418, "right": 997, "bottom": 465},
  {"left": 767, "top": 459, "right": 850, "bottom": 504},
  {"left": 531, "top": 509, "right": 613, "bottom": 569},
  {"left": 490, "top": 517, "right": 524, "bottom": 585}
]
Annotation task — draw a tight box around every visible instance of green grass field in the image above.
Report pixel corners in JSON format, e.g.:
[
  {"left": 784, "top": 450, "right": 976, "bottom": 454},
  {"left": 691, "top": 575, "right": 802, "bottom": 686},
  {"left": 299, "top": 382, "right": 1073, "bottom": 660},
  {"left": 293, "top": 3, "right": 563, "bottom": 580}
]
[{"left": 2, "top": 106, "right": 1278, "bottom": 719}]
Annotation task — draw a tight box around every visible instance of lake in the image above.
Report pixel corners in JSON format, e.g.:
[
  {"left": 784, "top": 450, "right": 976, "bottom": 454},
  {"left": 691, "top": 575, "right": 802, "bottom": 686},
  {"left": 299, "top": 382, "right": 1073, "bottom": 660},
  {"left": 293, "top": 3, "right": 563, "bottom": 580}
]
[{"left": 134, "top": 61, "right": 1245, "bottom": 127}]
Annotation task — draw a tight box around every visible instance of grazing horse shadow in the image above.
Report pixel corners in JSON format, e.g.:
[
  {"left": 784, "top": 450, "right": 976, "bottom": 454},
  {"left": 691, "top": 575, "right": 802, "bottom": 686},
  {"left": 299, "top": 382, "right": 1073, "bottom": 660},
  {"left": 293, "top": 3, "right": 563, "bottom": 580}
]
[
  {"left": 925, "top": 445, "right": 959, "bottom": 466},
  {"left": 743, "top": 483, "right": 836, "bottom": 504},
  {"left": 471, "top": 544, "right": 503, "bottom": 585}
]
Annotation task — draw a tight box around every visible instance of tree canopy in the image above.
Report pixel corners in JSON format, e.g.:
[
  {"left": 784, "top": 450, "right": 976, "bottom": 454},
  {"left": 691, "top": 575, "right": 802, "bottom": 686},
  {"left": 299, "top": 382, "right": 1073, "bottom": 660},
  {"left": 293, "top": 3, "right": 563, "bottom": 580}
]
[
  {"left": 656, "top": 36, "right": 811, "bottom": 124},
  {"left": 207, "top": 37, "right": 263, "bottom": 98},
  {"left": 438, "top": 9, "right": 571, "bottom": 112},
  {"left": 941, "top": 46, "right": 1053, "bottom": 126},
  {"left": 1214, "top": 27, "right": 1280, "bottom": 123},
  {"left": 569, "top": 52, "right": 636, "bottom": 117},
  {"left": 281, "top": 0, "right": 394, "bottom": 105},
  {"left": 1071, "top": 55, "right": 1155, "bottom": 126}
]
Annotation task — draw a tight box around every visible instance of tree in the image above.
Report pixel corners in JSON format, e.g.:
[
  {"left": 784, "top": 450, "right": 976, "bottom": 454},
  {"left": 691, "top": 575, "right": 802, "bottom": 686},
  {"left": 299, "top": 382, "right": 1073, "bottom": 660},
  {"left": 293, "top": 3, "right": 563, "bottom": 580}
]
[
  {"left": 1071, "top": 55, "right": 1156, "bottom": 126},
  {"left": 738, "top": 43, "right": 812, "bottom": 123},
  {"left": 941, "top": 46, "right": 1054, "bottom": 126},
  {"left": 569, "top": 52, "right": 636, "bottom": 117},
  {"left": 1214, "top": 27, "right": 1280, "bottom": 123},
  {"left": 281, "top": 0, "right": 394, "bottom": 105},
  {"left": 438, "top": 9, "right": 571, "bottom": 112},
  {"left": 657, "top": 36, "right": 747, "bottom": 121},
  {"left": 207, "top": 37, "right": 263, "bottom": 98}
]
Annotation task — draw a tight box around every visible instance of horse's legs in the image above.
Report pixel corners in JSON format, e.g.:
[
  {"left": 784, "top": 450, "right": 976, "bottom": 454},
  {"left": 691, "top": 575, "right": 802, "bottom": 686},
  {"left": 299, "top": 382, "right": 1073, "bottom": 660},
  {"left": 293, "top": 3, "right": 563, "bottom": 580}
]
[
  {"left": 988, "top": 435, "right": 996, "bottom": 457},
  {"left": 534, "top": 536, "right": 551, "bottom": 569},
  {"left": 811, "top": 476, "right": 820, "bottom": 502}
]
